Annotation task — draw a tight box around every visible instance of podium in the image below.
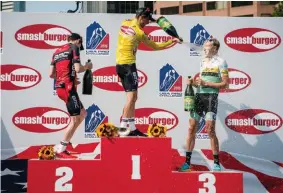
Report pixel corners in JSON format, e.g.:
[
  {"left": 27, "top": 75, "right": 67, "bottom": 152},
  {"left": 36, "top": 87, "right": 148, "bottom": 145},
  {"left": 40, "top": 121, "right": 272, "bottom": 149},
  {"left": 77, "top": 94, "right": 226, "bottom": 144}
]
[{"left": 28, "top": 138, "right": 243, "bottom": 193}]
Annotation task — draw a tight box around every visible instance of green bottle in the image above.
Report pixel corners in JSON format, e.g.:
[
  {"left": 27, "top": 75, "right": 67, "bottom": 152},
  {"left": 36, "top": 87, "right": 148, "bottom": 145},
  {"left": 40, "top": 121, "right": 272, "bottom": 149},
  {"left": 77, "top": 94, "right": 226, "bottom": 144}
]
[
  {"left": 156, "top": 16, "right": 183, "bottom": 42},
  {"left": 184, "top": 76, "right": 195, "bottom": 111}
]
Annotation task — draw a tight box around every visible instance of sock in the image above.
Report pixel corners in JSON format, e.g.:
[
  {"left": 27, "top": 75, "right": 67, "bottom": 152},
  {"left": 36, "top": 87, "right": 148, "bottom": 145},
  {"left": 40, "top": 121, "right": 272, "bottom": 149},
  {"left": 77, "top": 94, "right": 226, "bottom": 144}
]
[
  {"left": 186, "top": 152, "right": 192, "bottom": 165},
  {"left": 56, "top": 141, "right": 68, "bottom": 153},
  {"left": 213, "top": 154, "right": 220, "bottom": 165},
  {"left": 128, "top": 118, "right": 136, "bottom": 131},
  {"left": 120, "top": 118, "right": 128, "bottom": 128}
]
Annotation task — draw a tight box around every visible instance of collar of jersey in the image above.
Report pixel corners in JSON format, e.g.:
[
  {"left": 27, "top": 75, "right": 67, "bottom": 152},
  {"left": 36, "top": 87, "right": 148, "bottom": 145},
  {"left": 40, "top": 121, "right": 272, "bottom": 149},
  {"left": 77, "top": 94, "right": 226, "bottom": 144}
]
[{"left": 132, "top": 18, "right": 142, "bottom": 30}]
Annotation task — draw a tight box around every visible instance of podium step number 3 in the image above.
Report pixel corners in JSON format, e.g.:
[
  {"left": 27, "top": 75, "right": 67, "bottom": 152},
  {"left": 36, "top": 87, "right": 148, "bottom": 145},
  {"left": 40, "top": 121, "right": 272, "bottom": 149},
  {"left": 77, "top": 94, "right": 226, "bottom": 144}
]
[{"left": 199, "top": 173, "right": 216, "bottom": 193}]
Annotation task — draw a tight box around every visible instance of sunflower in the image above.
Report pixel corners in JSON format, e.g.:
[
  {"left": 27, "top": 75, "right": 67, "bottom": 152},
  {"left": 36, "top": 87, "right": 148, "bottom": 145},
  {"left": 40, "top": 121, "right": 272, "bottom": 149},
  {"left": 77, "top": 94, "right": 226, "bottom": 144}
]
[
  {"left": 38, "top": 146, "right": 56, "bottom": 160},
  {"left": 147, "top": 123, "right": 167, "bottom": 138},
  {"left": 95, "top": 123, "right": 119, "bottom": 138}
]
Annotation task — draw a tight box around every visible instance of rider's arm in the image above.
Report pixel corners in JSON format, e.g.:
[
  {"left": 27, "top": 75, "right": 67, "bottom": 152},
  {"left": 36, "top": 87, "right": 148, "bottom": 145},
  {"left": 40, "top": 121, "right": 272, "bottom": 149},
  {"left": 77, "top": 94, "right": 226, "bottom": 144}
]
[
  {"left": 205, "top": 60, "right": 229, "bottom": 89},
  {"left": 49, "top": 55, "right": 56, "bottom": 78},
  {"left": 72, "top": 45, "right": 87, "bottom": 73},
  {"left": 142, "top": 33, "right": 173, "bottom": 50}
]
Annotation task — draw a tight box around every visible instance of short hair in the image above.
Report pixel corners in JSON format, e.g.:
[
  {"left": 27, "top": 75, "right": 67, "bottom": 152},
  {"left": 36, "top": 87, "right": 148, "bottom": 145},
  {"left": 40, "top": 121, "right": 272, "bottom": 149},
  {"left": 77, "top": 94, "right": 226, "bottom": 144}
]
[
  {"left": 67, "top": 33, "right": 84, "bottom": 50},
  {"left": 68, "top": 33, "right": 82, "bottom": 42},
  {"left": 205, "top": 38, "right": 220, "bottom": 51}
]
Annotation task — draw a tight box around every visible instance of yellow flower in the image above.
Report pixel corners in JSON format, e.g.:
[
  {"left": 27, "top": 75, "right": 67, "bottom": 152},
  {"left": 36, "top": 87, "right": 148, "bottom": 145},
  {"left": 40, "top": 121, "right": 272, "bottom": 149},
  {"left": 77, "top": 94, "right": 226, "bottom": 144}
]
[
  {"left": 96, "top": 123, "right": 119, "bottom": 138},
  {"left": 38, "top": 146, "right": 55, "bottom": 160},
  {"left": 147, "top": 123, "right": 167, "bottom": 138}
]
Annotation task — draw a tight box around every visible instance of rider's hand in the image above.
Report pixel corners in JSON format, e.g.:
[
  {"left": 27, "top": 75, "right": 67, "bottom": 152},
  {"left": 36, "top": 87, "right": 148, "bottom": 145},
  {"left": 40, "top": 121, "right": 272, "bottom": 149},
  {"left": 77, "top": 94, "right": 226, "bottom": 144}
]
[
  {"left": 195, "top": 77, "right": 206, "bottom": 86},
  {"left": 187, "top": 77, "right": 193, "bottom": 85},
  {"left": 172, "top": 38, "right": 182, "bottom": 44},
  {"left": 85, "top": 61, "right": 93, "bottom": 70}
]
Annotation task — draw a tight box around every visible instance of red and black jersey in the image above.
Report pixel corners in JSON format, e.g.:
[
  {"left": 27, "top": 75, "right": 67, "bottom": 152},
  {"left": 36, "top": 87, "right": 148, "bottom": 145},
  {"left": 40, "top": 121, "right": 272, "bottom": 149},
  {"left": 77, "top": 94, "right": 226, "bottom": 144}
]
[{"left": 51, "top": 43, "right": 80, "bottom": 86}]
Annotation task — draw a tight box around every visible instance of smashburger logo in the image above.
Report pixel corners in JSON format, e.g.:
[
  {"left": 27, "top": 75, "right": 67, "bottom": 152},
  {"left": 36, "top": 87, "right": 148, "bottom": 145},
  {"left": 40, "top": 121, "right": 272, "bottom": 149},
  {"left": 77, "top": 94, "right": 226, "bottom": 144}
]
[
  {"left": 134, "top": 108, "right": 179, "bottom": 133},
  {"left": 138, "top": 26, "right": 176, "bottom": 51},
  {"left": 225, "top": 109, "right": 282, "bottom": 134},
  {"left": 93, "top": 66, "right": 147, "bottom": 91},
  {"left": 13, "top": 107, "right": 70, "bottom": 133},
  {"left": 224, "top": 28, "right": 281, "bottom": 52},
  {"left": 0, "top": 64, "right": 42, "bottom": 90},
  {"left": 15, "top": 24, "right": 71, "bottom": 49},
  {"left": 194, "top": 68, "right": 251, "bottom": 93}
]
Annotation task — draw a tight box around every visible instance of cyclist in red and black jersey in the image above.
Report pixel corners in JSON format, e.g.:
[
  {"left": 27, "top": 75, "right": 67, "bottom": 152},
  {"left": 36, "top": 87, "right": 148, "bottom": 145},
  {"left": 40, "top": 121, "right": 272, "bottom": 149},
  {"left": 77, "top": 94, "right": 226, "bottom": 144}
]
[{"left": 49, "top": 33, "right": 93, "bottom": 159}]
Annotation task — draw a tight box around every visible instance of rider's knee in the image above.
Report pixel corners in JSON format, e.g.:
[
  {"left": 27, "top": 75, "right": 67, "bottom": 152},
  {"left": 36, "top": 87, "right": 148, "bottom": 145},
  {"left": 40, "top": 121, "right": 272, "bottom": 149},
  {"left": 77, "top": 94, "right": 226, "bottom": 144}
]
[{"left": 128, "top": 94, "right": 137, "bottom": 104}]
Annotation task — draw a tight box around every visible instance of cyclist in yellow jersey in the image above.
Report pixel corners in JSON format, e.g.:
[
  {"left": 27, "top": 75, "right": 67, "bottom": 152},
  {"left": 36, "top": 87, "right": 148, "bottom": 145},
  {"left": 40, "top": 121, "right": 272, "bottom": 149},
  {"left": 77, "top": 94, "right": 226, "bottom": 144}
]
[{"left": 116, "top": 7, "right": 182, "bottom": 136}]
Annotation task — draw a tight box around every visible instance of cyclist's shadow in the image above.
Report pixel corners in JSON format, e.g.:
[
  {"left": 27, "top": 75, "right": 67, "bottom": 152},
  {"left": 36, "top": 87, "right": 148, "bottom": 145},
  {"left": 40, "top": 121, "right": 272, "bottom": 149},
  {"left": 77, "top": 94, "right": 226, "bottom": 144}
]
[{"left": 218, "top": 99, "right": 283, "bottom": 162}]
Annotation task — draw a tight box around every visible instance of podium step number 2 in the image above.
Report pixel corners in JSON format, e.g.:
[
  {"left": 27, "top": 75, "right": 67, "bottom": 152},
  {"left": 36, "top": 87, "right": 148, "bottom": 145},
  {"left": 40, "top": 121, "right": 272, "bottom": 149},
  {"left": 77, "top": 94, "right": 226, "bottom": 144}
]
[{"left": 55, "top": 155, "right": 141, "bottom": 192}]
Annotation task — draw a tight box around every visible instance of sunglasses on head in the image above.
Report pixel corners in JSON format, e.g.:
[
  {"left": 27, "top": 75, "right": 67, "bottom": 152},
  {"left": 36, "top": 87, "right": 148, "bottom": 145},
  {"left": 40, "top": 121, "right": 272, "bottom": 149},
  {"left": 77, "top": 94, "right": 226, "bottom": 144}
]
[{"left": 207, "top": 38, "right": 219, "bottom": 47}]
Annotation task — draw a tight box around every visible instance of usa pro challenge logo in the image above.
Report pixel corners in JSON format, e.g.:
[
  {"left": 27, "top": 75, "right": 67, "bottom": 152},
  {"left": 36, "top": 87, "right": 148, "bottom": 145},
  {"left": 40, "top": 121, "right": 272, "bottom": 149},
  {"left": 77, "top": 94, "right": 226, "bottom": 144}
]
[
  {"left": 159, "top": 63, "right": 182, "bottom": 97},
  {"left": 190, "top": 24, "right": 212, "bottom": 56},
  {"left": 196, "top": 116, "right": 209, "bottom": 139},
  {"left": 85, "top": 104, "right": 108, "bottom": 138},
  {"left": 86, "top": 21, "right": 110, "bottom": 56}
]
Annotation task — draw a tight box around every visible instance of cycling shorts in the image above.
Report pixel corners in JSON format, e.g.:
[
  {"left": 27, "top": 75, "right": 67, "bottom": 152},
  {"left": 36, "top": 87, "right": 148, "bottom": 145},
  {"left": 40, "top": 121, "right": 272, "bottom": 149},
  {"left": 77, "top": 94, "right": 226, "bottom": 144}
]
[
  {"left": 189, "top": 93, "right": 218, "bottom": 121},
  {"left": 56, "top": 82, "right": 84, "bottom": 116},
  {"left": 116, "top": 63, "right": 138, "bottom": 92}
]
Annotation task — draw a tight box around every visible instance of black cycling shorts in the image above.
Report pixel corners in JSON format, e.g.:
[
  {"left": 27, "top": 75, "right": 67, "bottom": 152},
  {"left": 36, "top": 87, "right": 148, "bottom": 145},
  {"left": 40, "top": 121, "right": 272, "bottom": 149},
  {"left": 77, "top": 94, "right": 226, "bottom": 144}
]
[
  {"left": 116, "top": 63, "right": 138, "bottom": 92},
  {"left": 191, "top": 93, "right": 218, "bottom": 121},
  {"left": 56, "top": 82, "right": 84, "bottom": 116}
]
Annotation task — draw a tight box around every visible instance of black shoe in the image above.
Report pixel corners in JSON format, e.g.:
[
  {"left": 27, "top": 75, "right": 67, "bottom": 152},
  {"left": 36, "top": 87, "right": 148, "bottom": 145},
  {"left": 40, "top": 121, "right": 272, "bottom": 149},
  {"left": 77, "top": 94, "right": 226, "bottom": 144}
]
[{"left": 128, "top": 129, "right": 147, "bottom": 137}]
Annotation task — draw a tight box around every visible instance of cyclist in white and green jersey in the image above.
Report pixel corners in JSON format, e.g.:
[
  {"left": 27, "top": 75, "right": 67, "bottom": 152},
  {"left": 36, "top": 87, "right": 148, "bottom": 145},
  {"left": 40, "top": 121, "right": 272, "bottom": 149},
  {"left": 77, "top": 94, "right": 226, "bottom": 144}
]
[{"left": 179, "top": 38, "right": 229, "bottom": 172}]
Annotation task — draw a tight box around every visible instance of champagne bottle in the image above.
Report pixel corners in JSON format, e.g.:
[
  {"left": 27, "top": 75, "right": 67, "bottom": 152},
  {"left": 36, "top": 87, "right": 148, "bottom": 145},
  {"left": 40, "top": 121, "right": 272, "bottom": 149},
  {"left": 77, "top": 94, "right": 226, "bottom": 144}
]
[
  {"left": 82, "top": 59, "right": 93, "bottom": 95},
  {"left": 156, "top": 16, "right": 183, "bottom": 42},
  {"left": 184, "top": 76, "right": 195, "bottom": 111}
]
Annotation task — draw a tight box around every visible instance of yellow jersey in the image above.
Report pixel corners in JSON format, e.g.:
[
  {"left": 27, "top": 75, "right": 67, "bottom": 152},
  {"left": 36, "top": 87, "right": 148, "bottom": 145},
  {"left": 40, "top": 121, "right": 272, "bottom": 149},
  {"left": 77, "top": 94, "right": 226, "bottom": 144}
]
[{"left": 116, "top": 18, "right": 173, "bottom": 65}]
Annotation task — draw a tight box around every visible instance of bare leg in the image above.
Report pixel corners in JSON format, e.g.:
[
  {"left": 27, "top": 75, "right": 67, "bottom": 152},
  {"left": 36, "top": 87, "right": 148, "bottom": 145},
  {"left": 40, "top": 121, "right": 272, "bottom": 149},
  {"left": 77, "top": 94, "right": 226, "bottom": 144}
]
[
  {"left": 186, "top": 118, "right": 197, "bottom": 152},
  {"left": 206, "top": 120, "right": 219, "bottom": 154},
  {"left": 63, "top": 108, "right": 87, "bottom": 142},
  {"left": 122, "top": 91, "right": 137, "bottom": 118}
]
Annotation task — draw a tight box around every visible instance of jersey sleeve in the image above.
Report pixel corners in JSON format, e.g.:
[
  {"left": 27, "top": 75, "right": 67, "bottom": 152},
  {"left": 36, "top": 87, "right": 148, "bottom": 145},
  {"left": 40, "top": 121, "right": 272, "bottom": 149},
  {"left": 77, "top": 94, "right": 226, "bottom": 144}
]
[
  {"left": 219, "top": 59, "right": 229, "bottom": 78},
  {"left": 71, "top": 45, "right": 81, "bottom": 63},
  {"left": 141, "top": 32, "right": 173, "bottom": 50}
]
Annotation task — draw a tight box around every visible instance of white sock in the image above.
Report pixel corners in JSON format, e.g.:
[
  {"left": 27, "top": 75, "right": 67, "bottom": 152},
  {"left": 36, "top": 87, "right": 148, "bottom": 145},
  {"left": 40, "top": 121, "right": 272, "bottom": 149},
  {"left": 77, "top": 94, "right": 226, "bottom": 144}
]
[
  {"left": 120, "top": 118, "right": 128, "bottom": 128},
  {"left": 128, "top": 117, "right": 136, "bottom": 131},
  {"left": 55, "top": 141, "right": 68, "bottom": 153}
]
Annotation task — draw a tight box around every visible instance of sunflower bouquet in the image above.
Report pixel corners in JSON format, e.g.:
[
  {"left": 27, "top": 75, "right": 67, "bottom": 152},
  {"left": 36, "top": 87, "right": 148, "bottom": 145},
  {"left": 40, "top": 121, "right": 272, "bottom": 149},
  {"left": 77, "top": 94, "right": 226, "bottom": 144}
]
[
  {"left": 38, "top": 145, "right": 56, "bottom": 160},
  {"left": 95, "top": 123, "right": 119, "bottom": 138},
  {"left": 147, "top": 123, "right": 167, "bottom": 138}
]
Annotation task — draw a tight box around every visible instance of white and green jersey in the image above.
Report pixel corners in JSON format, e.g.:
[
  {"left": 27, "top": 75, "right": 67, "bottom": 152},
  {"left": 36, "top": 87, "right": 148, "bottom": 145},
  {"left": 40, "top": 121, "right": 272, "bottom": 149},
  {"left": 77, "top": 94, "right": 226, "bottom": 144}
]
[{"left": 197, "top": 55, "right": 229, "bottom": 94}]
